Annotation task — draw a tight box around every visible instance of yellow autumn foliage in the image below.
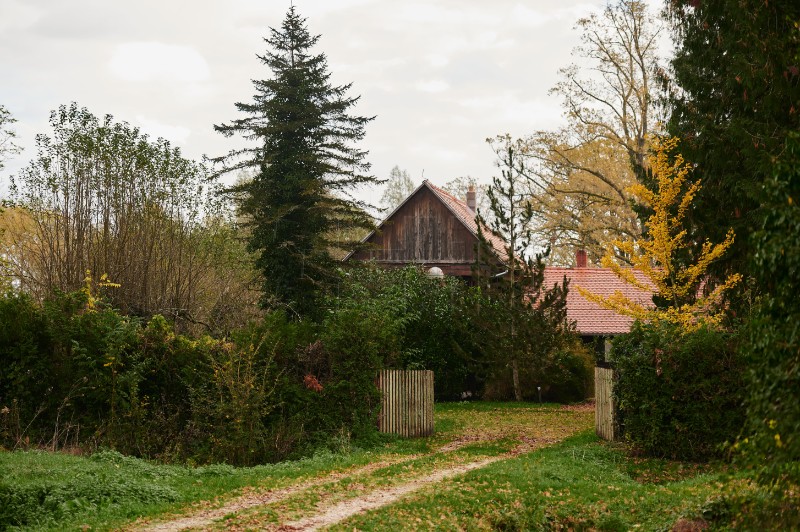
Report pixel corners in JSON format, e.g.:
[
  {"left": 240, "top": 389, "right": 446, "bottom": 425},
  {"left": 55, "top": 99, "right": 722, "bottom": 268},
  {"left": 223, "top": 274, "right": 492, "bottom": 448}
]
[
  {"left": 578, "top": 136, "right": 741, "bottom": 329},
  {"left": 81, "top": 270, "right": 121, "bottom": 312}
]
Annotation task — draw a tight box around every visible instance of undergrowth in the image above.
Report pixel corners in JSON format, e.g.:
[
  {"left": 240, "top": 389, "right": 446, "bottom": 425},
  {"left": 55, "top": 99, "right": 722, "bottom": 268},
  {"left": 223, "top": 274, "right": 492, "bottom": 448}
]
[{"left": 0, "top": 446, "right": 397, "bottom": 531}]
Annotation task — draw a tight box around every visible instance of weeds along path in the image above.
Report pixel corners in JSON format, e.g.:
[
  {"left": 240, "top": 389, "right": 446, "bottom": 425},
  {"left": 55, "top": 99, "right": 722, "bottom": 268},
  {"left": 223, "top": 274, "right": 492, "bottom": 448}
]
[{"left": 135, "top": 403, "right": 592, "bottom": 532}]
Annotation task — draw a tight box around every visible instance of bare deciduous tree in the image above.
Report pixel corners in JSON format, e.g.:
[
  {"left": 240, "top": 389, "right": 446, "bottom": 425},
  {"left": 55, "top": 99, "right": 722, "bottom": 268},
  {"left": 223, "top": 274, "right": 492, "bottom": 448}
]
[
  {"left": 380, "top": 165, "right": 416, "bottom": 211},
  {"left": 0, "top": 104, "right": 21, "bottom": 172},
  {"left": 2, "top": 103, "right": 261, "bottom": 334},
  {"left": 513, "top": 0, "right": 665, "bottom": 265}
]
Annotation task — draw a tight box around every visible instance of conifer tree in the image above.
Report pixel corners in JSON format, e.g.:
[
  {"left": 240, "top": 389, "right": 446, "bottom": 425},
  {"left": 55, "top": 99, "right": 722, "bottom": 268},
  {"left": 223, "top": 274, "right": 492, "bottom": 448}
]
[
  {"left": 666, "top": 1, "right": 800, "bottom": 283},
  {"left": 214, "top": 7, "right": 377, "bottom": 317},
  {"left": 474, "top": 144, "right": 571, "bottom": 401}
]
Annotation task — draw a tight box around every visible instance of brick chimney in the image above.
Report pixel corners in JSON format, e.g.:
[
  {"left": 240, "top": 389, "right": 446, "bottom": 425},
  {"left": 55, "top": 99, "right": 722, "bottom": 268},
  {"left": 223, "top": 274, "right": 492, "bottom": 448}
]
[
  {"left": 466, "top": 185, "right": 476, "bottom": 213},
  {"left": 576, "top": 249, "right": 588, "bottom": 268}
]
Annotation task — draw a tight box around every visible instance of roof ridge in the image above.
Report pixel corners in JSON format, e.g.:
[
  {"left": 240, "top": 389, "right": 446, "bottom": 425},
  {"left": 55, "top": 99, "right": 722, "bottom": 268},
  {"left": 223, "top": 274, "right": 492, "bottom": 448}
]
[
  {"left": 425, "top": 180, "right": 467, "bottom": 208},
  {"left": 344, "top": 178, "right": 508, "bottom": 264}
]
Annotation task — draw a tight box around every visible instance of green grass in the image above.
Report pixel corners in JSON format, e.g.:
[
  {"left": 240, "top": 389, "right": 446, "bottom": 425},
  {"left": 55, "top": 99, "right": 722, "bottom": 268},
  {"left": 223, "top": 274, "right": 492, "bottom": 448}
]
[
  {"left": 0, "top": 402, "right": 585, "bottom": 531},
  {"left": 332, "top": 432, "right": 742, "bottom": 531},
  {"left": 0, "top": 446, "right": 408, "bottom": 531},
  {"left": 2, "top": 402, "right": 794, "bottom": 531}
]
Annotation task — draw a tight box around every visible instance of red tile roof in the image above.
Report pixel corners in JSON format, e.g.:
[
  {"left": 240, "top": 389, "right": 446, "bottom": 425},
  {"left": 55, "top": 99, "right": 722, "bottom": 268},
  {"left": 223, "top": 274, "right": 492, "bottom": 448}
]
[{"left": 542, "top": 267, "right": 655, "bottom": 335}]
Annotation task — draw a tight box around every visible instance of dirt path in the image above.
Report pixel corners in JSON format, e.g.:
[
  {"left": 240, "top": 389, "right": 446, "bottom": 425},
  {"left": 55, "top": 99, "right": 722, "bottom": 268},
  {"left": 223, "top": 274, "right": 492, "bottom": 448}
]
[
  {"left": 278, "top": 456, "right": 501, "bottom": 531},
  {"left": 134, "top": 438, "right": 520, "bottom": 532},
  {"left": 277, "top": 440, "right": 551, "bottom": 532},
  {"left": 139, "top": 439, "right": 557, "bottom": 532},
  {"left": 138, "top": 455, "right": 420, "bottom": 532},
  {"left": 136, "top": 404, "right": 591, "bottom": 531}
]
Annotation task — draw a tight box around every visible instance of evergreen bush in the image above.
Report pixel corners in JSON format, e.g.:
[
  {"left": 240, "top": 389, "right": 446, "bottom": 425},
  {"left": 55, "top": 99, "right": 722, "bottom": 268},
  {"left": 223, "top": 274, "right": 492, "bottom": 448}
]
[
  {"left": 737, "top": 134, "right": 800, "bottom": 485},
  {"left": 613, "top": 322, "right": 745, "bottom": 461}
]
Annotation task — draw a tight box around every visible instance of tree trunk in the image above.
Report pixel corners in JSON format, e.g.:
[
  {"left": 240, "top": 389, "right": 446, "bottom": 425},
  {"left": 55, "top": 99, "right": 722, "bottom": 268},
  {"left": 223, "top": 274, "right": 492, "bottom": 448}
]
[{"left": 512, "top": 359, "right": 522, "bottom": 402}]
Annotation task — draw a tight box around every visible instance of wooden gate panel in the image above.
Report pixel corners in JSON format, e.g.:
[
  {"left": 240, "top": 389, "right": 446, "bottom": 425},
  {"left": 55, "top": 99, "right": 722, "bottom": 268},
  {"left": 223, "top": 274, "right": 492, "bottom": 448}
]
[{"left": 378, "top": 369, "right": 434, "bottom": 437}]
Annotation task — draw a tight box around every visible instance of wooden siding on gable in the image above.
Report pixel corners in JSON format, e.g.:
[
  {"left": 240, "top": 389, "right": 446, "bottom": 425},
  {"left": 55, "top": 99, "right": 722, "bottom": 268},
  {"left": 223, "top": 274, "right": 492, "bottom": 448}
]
[{"left": 353, "top": 187, "right": 477, "bottom": 264}]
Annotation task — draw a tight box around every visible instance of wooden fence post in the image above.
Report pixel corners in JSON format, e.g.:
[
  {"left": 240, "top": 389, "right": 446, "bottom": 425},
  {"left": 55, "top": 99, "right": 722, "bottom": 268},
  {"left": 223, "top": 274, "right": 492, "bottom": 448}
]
[{"left": 595, "top": 364, "right": 618, "bottom": 441}]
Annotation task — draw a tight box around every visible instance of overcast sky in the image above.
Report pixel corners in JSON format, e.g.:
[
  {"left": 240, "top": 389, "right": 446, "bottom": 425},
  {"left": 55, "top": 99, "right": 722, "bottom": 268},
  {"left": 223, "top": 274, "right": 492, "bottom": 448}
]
[{"left": 0, "top": 0, "right": 662, "bottom": 207}]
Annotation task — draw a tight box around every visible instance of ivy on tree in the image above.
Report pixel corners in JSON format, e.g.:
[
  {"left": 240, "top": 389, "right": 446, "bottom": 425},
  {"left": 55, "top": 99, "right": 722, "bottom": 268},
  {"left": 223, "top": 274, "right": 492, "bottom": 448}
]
[
  {"left": 666, "top": 1, "right": 800, "bottom": 486},
  {"left": 215, "top": 7, "right": 378, "bottom": 317}
]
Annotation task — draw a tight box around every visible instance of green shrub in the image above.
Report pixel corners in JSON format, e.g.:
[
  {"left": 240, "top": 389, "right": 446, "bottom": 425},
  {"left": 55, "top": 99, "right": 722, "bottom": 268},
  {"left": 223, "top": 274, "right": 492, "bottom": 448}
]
[
  {"left": 187, "top": 337, "right": 281, "bottom": 466},
  {"left": 535, "top": 340, "right": 595, "bottom": 403},
  {"left": 332, "top": 265, "right": 589, "bottom": 404},
  {"left": 0, "top": 282, "right": 400, "bottom": 464},
  {"left": 0, "top": 288, "right": 143, "bottom": 450},
  {"left": 734, "top": 134, "right": 800, "bottom": 486},
  {"left": 112, "top": 315, "right": 203, "bottom": 459},
  {"left": 0, "top": 292, "right": 53, "bottom": 446},
  {"left": 318, "top": 305, "right": 394, "bottom": 437},
  {"left": 613, "top": 322, "right": 745, "bottom": 461},
  {"left": 1, "top": 262, "right": 593, "bottom": 465},
  {"left": 0, "top": 450, "right": 178, "bottom": 529},
  {"left": 332, "top": 266, "right": 483, "bottom": 400}
]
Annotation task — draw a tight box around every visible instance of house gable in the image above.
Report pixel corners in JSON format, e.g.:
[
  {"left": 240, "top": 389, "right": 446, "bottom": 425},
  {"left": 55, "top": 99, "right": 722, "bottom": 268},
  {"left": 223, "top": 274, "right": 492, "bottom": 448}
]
[{"left": 347, "top": 180, "right": 504, "bottom": 276}]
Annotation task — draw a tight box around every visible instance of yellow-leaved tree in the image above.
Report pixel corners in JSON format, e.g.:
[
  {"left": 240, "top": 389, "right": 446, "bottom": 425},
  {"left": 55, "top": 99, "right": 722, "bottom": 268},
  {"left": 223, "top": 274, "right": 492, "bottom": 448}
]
[{"left": 578, "top": 136, "right": 742, "bottom": 329}]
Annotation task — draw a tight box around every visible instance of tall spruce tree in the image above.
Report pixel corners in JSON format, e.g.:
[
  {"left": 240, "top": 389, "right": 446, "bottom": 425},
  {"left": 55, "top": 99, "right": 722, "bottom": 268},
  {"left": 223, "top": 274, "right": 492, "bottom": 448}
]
[
  {"left": 214, "top": 7, "right": 377, "bottom": 316},
  {"left": 666, "top": 1, "right": 800, "bottom": 284}
]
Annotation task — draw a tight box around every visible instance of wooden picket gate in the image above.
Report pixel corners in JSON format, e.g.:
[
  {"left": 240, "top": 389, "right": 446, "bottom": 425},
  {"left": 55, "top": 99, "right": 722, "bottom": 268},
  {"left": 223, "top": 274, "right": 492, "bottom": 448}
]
[
  {"left": 377, "top": 369, "right": 434, "bottom": 437},
  {"left": 595, "top": 366, "right": 617, "bottom": 441}
]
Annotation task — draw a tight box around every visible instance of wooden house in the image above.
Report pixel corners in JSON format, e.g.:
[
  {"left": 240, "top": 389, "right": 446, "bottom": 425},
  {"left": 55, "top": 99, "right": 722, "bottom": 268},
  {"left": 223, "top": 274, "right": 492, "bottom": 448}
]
[
  {"left": 348, "top": 182, "right": 654, "bottom": 340},
  {"left": 345, "top": 180, "right": 506, "bottom": 280}
]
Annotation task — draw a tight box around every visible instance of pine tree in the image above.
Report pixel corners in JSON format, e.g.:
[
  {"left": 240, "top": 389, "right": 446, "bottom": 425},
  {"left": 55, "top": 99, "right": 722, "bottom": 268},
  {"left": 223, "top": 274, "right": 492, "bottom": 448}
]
[
  {"left": 214, "top": 7, "right": 378, "bottom": 317},
  {"left": 474, "top": 144, "right": 571, "bottom": 401}
]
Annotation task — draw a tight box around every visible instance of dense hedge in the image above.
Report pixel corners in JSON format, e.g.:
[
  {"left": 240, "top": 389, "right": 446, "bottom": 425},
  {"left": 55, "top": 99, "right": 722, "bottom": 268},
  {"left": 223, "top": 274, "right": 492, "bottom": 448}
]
[
  {"left": 736, "top": 134, "right": 800, "bottom": 485},
  {"left": 0, "top": 289, "right": 386, "bottom": 465},
  {"left": 0, "top": 266, "right": 593, "bottom": 465},
  {"left": 613, "top": 322, "right": 746, "bottom": 461},
  {"left": 332, "top": 266, "right": 483, "bottom": 400},
  {"left": 333, "top": 265, "right": 593, "bottom": 402}
]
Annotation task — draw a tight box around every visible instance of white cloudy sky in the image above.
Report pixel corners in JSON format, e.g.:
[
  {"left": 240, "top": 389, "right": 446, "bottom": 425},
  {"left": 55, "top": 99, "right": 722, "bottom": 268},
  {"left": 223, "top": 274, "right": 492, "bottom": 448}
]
[{"left": 0, "top": 0, "right": 662, "bottom": 207}]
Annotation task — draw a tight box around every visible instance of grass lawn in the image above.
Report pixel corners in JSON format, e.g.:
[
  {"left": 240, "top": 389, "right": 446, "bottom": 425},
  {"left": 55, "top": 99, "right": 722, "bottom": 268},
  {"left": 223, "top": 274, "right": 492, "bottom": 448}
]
[
  {"left": 0, "top": 402, "right": 793, "bottom": 531},
  {"left": 332, "top": 431, "right": 732, "bottom": 531}
]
